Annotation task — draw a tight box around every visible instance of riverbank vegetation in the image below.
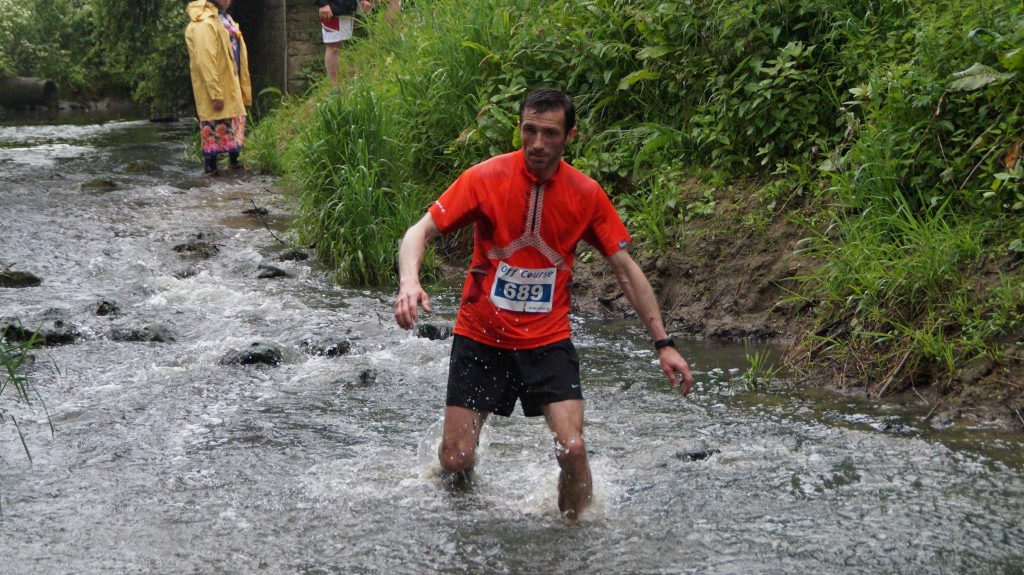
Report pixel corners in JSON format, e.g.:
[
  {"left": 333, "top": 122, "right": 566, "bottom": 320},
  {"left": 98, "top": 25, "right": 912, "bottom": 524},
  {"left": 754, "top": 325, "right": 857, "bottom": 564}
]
[
  {"left": 0, "top": 0, "right": 191, "bottom": 112},
  {"left": 250, "top": 0, "right": 1024, "bottom": 420},
  {"left": 0, "top": 323, "right": 50, "bottom": 467}
]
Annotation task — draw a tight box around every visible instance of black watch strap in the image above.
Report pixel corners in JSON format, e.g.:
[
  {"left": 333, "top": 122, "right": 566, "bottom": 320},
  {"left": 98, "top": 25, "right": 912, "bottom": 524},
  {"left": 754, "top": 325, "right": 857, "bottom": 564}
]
[{"left": 654, "top": 337, "right": 675, "bottom": 350}]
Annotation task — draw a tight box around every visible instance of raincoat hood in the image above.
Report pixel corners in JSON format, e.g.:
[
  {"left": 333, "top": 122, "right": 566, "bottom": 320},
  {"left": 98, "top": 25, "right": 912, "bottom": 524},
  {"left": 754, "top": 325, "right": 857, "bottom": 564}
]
[{"left": 187, "top": 1, "right": 218, "bottom": 22}]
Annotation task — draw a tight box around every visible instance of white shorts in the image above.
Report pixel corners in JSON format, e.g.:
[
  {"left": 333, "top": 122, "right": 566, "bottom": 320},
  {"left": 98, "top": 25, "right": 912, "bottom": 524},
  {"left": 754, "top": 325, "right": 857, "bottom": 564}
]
[{"left": 321, "top": 16, "right": 353, "bottom": 44}]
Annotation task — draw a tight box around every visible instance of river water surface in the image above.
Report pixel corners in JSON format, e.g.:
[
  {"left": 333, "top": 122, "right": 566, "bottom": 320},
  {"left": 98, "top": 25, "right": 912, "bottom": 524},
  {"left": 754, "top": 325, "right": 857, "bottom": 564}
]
[{"left": 1, "top": 115, "right": 1022, "bottom": 574}]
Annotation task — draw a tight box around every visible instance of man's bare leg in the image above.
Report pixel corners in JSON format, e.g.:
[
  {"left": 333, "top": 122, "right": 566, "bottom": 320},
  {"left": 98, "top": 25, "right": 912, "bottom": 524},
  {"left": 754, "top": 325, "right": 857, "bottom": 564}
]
[
  {"left": 324, "top": 42, "right": 341, "bottom": 87},
  {"left": 542, "top": 399, "right": 592, "bottom": 519},
  {"left": 438, "top": 405, "right": 487, "bottom": 478}
]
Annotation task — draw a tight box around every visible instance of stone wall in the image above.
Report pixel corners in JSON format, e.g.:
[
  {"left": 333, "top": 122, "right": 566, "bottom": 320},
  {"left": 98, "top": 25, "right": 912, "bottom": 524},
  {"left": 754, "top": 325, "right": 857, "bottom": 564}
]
[
  {"left": 285, "top": 1, "right": 325, "bottom": 94},
  {"left": 233, "top": 0, "right": 325, "bottom": 96}
]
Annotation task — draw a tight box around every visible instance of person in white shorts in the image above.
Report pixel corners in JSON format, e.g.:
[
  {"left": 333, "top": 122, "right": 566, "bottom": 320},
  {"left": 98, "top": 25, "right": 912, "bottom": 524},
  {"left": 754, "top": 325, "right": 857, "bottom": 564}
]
[{"left": 316, "top": 0, "right": 399, "bottom": 87}]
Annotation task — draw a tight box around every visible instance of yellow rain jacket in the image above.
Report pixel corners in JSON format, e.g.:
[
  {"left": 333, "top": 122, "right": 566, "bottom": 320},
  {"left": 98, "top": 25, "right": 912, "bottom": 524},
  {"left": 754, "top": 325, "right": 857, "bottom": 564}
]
[{"left": 185, "top": 0, "right": 252, "bottom": 121}]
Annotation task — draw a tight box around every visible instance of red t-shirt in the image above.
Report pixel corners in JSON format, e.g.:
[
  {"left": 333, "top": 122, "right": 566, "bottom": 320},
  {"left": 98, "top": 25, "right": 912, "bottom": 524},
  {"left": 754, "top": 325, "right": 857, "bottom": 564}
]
[{"left": 428, "top": 149, "right": 631, "bottom": 349}]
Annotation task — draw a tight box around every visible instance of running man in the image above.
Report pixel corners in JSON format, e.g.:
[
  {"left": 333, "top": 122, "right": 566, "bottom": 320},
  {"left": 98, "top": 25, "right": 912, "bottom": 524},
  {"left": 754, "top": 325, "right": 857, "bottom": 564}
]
[{"left": 394, "top": 88, "right": 693, "bottom": 519}]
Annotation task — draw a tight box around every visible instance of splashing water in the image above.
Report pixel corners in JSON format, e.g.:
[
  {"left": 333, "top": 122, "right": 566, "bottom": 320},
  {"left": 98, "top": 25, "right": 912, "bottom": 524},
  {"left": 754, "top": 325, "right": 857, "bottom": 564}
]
[{"left": 0, "top": 114, "right": 1022, "bottom": 574}]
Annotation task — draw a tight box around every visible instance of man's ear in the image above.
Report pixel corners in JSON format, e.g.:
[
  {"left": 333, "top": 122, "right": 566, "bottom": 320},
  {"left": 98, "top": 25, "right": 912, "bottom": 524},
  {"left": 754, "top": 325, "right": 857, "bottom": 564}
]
[{"left": 566, "top": 126, "right": 578, "bottom": 144}]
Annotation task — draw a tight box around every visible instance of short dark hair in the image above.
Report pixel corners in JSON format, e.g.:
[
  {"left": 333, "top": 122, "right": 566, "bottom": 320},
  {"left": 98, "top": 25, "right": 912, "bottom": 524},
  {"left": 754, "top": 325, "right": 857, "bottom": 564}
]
[{"left": 519, "top": 88, "right": 576, "bottom": 134}]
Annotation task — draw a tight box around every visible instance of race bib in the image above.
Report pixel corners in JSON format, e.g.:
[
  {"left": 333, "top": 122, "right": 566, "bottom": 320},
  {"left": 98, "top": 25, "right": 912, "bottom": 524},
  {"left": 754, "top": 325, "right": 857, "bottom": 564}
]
[{"left": 490, "top": 261, "right": 556, "bottom": 313}]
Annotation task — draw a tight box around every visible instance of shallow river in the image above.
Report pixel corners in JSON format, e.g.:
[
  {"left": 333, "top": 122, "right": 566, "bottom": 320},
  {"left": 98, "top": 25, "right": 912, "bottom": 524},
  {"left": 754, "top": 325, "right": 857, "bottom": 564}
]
[{"left": 1, "top": 114, "right": 1022, "bottom": 574}]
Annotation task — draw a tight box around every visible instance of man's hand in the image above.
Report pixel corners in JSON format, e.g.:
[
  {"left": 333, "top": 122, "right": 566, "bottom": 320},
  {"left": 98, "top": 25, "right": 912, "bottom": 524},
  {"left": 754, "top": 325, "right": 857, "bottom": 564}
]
[
  {"left": 394, "top": 214, "right": 440, "bottom": 329},
  {"left": 359, "top": 0, "right": 372, "bottom": 11},
  {"left": 318, "top": 4, "right": 333, "bottom": 19},
  {"left": 212, "top": 99, "right": 224, "bottom": 112},
  {"left": 658, "top": 346, "right": 693, "bottom": 396},
  {"left": 394, "top": 280, "right": 431, "bottom": 329}
]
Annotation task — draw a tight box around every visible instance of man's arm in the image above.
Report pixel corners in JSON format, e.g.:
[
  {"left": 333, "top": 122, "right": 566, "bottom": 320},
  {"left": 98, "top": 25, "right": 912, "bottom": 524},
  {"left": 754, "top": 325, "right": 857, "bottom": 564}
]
[
  {"left": 605, "top": 249, "right": 694, "bottom": 395},
  {"left": 394, "top": 213, "right": 441, "bottom": 329}
]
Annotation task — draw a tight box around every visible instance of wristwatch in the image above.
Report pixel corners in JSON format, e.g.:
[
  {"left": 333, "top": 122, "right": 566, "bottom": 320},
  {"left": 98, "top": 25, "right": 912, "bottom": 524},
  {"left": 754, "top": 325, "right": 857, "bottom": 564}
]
[{"left": 654, "top": 337, "right": 675, "bottom": 350}]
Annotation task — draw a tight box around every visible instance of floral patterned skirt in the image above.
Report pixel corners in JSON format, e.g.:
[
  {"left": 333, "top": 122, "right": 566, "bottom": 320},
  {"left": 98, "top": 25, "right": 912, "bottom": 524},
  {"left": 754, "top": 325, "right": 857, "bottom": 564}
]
[{"left": 200, "top": 116, "right": 246, "bottom": 157}]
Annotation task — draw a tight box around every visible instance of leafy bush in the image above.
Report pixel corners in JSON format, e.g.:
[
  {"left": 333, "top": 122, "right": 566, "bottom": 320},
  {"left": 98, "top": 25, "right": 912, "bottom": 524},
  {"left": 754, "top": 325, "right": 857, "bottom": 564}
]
[
  {"left": 1, "top": 0, "right": 191, "bottom": 110},
  {"left": 90, "top": 0, "right": 192, "bottom": 113},
  {"left": 0, "top": 0, "right": 101, "bottom": 97}
]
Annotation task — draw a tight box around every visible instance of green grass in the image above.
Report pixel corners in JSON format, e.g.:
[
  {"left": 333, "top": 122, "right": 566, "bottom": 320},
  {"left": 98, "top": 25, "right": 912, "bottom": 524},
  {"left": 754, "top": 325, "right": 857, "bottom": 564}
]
[
  {"left": 1, "top": 323, "right": 52, "bottom": 462},
  {"left": 743, "top": 347, "right": 782, "bottom": 391}
]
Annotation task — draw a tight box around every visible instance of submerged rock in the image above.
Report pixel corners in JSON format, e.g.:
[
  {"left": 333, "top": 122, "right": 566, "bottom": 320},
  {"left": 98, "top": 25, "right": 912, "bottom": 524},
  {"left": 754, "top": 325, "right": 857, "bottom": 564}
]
[
  {"left": 123, "top": 159, "right": 162, "bottom": 173},
  {"left": 242, "top": 205, "right": 269, "bottom": 216},
  {"left": 277, "top": 248, "right": 309, "bottom": 262},
  {"left": 300, "top": 338, "right": 352, "bottom": 357},
  {"left": 173, "top": 239, "right": 220, "bottom": 259},
  {"left": 1, "top": 312, "right": 80, "bottom": 346},
  {"left": 674, "top": 448, "right": 721, "bottom": 462},
  {"left": 357, "top": 368, "right": 377, "bottom": 386},
  {"left": 78, "top": 177, "right": 119, "bottom": 193},
  {"left": 256, "top": 264, "right": 289, "bottom": 279},
  {"left": 110, "top": 323, "right": 176, "bottom": 343},
  {"left": 220, "top": 342, "right": 283, "bottom": 366},
  {"left": 0, "top": 270, "right": 42, "bottom": 288},
  {"left": 95, "top": 299, "right": 120, "bottom": 316},
  {"left": 416, "top": 323, "right": 453, "bottom": 341},
  {"left": 174, "top": 265, "right": 200, "bottom": 279}
]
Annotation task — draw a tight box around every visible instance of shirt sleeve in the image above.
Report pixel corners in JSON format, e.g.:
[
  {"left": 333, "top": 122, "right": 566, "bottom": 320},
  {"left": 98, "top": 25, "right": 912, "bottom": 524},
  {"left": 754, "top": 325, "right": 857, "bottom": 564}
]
[
  {"left": 583, "top": 185, "right": 631, "bottom": 257},
  {"left": 428, "top": 167, "right": 482, "bottom": 234}
]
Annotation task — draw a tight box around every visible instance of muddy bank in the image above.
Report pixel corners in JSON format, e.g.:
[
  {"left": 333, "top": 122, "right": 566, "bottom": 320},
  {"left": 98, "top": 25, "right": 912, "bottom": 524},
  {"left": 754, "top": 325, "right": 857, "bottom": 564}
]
[{"left": 566, "top": 186, "right": 1024, "bottom": 433}]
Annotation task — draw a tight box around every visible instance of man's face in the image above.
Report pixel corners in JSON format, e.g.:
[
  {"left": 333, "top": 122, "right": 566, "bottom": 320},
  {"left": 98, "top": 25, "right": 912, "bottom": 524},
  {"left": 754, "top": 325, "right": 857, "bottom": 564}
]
[
  {"left": 214, "top": 0, "right": 232, "bottom": 11},
  {"left": 520, "top": 107, "right": 576, "bottom": 180}
]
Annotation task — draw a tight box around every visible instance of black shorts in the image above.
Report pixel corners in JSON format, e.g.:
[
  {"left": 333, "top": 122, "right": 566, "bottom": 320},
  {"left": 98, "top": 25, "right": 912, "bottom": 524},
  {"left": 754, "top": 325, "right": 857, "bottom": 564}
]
[{"left": 446, "top": 335, "right": 582, "bottom": 417}]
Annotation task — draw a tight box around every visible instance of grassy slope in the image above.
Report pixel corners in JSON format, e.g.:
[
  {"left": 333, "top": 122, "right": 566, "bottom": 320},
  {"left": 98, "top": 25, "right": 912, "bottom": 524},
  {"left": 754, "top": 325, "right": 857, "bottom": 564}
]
[{"left": 249, "top": 0, "right": 1024, "bottom": 427}]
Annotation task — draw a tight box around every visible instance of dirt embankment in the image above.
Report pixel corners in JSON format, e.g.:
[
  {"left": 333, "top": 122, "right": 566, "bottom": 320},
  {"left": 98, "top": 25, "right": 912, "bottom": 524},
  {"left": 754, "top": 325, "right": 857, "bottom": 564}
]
[
  {"left": 571, "top": 184, "right": 813, "bottom": 343},
  {"left": 569, "top": 184, "right": 1024, "bottom": 432}
]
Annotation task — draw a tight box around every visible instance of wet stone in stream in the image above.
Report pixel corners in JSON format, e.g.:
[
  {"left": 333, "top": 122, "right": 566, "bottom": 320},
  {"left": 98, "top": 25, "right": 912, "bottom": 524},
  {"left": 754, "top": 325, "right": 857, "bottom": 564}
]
[
  {"left": 77, "top": 177, "right": 120, "bottom": 193},
  {"left": 109, "top": 323, "right": 176, "bottom": 343},
  {"left": 173, "top": 239, "right": 220, "bottom": 259},
  {"left": 94, "top": 299, "right": 120, "bottom": 316},
  {"left": 674, "top": 448, "right": 721, "bottom": 462},
  {"left": 300, "top": 338, "right": 352, "bottom": 357},
  {"left": 357, "top": 368, "right": 378, "bottom": 386},
  {"left": 242, "top": 205, "right": 269, "bottom": 216},
  {"left": 277, "top": 247, "right": 310, "bottom": 261},
  {"left": 1, "top": 312, "right": 80, "bottom": 346},
  {"left": 256, "top": 264, "right": 290, "bottom": 279},
  {"left": 174, "top": 265, "right": 200, "bottom": 279},
  {"left": 416, "top": 323, "right": 452, "bottom": 341},
  {"left": 220, "top": 342, "right": 284, "bottom": 366},
  {"left": 122, "top": 159, "right": 162, "bottom": 173},
  {"left": 0, "top": 269, "right": 42, "bottom": 288}
]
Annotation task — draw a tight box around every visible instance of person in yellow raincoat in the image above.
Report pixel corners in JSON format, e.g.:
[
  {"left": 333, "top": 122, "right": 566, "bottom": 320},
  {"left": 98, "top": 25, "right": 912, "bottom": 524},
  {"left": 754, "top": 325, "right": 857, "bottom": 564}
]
[{"left": 185, "top": 0, "right": 252, "bottom": 176}]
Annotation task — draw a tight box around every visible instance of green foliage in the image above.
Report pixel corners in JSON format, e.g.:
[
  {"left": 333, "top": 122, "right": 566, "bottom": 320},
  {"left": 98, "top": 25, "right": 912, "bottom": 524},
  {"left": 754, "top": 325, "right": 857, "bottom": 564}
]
[
  {"left": 0, "top": 0, "right": 191, "bottom": 109},
  {"left": 1, "top": 323, "right": 51, "bottom": 464},
  {"left": 90, "top": 0, "right": 192, "bottom": 112},
  {"left": 0, "top": 0, "right": 36, "bottom": 77},
  {"left": 0, "top": 0, "right": 101, "bottom": 96},
  {"left": 787, "top": 0, "right": 1024, "bottom": 391},
  {"left": 743, "top": 347, "right": 782, "bottom": 391},
  {"left": 611, "top": 163, "right": 686, "bottom": 253},
  {"left": 289, "top": 86, "right": 439, "bottom": 284}
]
